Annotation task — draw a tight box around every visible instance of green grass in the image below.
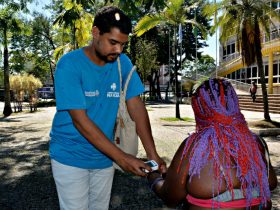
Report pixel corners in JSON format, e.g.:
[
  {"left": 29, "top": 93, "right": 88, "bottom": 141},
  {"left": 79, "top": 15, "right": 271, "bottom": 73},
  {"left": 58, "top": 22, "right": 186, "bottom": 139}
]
[{"left": 160, "top": 117, "right": 194, "bottom": 122}]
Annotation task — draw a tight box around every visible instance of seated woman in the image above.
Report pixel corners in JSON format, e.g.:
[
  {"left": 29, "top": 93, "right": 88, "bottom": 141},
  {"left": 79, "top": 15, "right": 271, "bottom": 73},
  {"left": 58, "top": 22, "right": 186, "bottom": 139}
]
[{"left": 148, "top": 78, "right": 277, "bottom": 210}]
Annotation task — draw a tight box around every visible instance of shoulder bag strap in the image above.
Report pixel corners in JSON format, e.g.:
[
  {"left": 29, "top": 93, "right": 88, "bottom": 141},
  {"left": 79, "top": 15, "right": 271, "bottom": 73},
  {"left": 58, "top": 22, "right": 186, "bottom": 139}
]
[
  {"left": 116, "top": 57, "right": 124, "bottom": 118},
  {"left": 117, "top": 57, "right": 136, "bottom": 98},
  {"left": 117, "top": 57, "right": 122, "bottom": 91},
  {"left": 123, "top": 66, "right": 136, "bottom": 98}
]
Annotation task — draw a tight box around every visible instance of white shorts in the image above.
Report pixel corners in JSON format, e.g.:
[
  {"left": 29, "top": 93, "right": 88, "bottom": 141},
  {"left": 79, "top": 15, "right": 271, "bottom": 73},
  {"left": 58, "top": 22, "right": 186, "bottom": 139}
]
[{"left": 51, "top": 159, "right": 115, "bottom": 210}]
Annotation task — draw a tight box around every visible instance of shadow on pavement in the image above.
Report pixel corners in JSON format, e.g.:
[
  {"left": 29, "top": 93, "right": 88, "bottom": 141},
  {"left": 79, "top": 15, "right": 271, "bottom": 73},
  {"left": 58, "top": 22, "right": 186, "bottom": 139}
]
[
  {"left": 0, "top": 129, "right": 168, "bottom": 210},
  {"left": 1, "top": 107, "right": 279, "bottom": 210},
  {"left": 110, "top": 170, "right": 167, "bottom": 210}
]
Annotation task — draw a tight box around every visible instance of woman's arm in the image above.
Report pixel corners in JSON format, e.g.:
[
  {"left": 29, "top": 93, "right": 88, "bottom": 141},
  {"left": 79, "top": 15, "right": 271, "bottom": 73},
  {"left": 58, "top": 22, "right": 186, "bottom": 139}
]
[
  {"left": 256, "top": 136, "right": 278, "bottom": 190},
  {"left": 147, "top": 139, "right": 189, "bottom": 208}
]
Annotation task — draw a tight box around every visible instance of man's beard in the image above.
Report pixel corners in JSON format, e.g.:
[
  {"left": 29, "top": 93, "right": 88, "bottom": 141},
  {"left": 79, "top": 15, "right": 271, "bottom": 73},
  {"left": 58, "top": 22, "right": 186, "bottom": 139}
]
[{"left": 95, "top": 50, "right": 119, "bottom": 63}]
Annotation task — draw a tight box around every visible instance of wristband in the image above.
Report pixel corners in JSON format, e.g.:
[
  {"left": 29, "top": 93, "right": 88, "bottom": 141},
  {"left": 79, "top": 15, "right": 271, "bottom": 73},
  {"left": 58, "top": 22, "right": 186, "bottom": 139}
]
[{"left": 150, "top": 177, "right": 163, "bottom": 191}]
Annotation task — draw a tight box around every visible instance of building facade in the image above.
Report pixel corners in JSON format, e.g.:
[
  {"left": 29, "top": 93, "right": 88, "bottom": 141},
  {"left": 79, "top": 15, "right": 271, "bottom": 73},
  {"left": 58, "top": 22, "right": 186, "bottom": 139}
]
[{"left": 218, "top": 1, "right": 280, "bottom": 94}]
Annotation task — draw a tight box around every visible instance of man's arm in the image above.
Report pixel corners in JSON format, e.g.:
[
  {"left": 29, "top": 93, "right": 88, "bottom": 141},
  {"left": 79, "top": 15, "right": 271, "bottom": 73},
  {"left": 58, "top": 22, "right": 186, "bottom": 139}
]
[
  {"left": 68, "top": 109, "right": 149, "bottom": 176},
  {"left": 126, "top": 96, "right": 167, "bottom": 173}
]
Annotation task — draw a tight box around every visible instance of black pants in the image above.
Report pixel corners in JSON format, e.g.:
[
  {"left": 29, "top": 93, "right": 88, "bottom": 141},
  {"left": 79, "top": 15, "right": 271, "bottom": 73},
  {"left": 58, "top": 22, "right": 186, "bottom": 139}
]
[{"left": 251, "top": 93, "right": 256, "bottom": 102}]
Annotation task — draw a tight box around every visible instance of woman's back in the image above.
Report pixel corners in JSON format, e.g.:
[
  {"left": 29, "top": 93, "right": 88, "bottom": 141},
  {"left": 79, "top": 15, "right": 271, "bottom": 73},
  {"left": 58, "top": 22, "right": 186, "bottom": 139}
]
[
  {"left": 186, "top": 154, "right": 271, "bottom": 210},
  {"left": 147, "top": 79, "right": 277, "bottom": 210}
]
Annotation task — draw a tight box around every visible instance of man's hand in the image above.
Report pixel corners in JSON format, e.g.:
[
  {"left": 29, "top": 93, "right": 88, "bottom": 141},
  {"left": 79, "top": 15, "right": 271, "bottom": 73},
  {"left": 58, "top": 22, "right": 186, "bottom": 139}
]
[
  {"left": 148, "top": 154, "right": 167, "bottom": 174},
  {"left": 115, "top": 153, "right": 152, "bottom": 176}
]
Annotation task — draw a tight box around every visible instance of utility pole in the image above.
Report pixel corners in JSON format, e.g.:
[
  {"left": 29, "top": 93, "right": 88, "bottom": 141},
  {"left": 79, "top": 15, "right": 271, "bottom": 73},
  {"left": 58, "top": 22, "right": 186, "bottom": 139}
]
[{"left": 215, "top": 0, "right": 218, "bottom": 77}]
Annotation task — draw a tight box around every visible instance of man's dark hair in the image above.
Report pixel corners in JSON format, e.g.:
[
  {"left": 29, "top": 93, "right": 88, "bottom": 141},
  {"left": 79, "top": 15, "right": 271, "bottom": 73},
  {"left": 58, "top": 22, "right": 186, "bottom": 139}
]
[{"left": 93, "top": 6, "right": 132, "bottom": 35}]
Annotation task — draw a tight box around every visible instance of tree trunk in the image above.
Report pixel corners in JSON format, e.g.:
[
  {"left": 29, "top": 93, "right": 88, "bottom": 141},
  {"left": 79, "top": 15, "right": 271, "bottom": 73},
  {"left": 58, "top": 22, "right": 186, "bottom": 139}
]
[
  {"left": 151, "top": 71, "right": 160, "bottom": 101},
  {"left": 151, "top": 72, "right": 156, "bottom": 98},
  {"left": 254, "top": 23, "right": 270, "bottom": 121},
  {"left": 155, "top": 71, "right": 162, "bottom": 100},
  {"left": 165, "top": 72, "right": 173, "bottom": 102},
  {"left": 50, "top": 62, "right": 55, "bottom": 86},
  {"left": 3, "top": 28, "right": 12, "bottom": 117},
  {"left": 164, "top": 84, "right": 169, "bottom": 101},
  {"left": 148, "top": 74, "right": 154, "bottom": 100}
]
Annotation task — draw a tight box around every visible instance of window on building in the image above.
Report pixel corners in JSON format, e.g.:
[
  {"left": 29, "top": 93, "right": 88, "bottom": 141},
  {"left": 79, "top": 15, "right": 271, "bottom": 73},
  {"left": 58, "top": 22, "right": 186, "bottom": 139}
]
[
  {"left": 231, "top": 43, "right": 236, "bottom": 54},
  {"left": 273, "top": 63, "right": 278, "bottom": 76},
  {"left": 227, "top": 45, "right": 231, "bottom": 55},
  {"left": 252, "top": 67, "right": 257, "bottom": 77},
  {"left": 265, "top": 65, "right": 269, "bottom": 76},
  {"left": 236, "top": 70, "right": 240, "bottom": 79},
  {"left": 247, "top": 68, "right": 251, "bottom": 78},
  {"left": 271, "top": 28, "right": 280, "bottom": 40},
  {"left": 273, "top": 77, "right": 278, "bottom": 83},
  {"left": 272, "top": 1, "right": 280, "bottom": 9},
  {"left": 240, "top": 68, "right": 245, "bottom": 79},
  {"left": 223, "top": 42, "right": 236, "bottom": 60}
]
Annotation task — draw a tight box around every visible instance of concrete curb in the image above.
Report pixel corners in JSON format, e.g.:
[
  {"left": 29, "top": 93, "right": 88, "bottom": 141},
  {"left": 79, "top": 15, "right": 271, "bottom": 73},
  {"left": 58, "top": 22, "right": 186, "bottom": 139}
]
[{"left": 250, "top": 128, "right": 280, "bottom": 137}]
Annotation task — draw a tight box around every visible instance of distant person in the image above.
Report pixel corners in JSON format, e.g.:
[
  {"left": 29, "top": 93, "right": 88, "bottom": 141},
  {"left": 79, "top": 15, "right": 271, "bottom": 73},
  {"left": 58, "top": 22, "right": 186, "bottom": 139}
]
[
  {"left": 147, "top": 78, "right": 277, "bottom": 209},
  {"left": 250, "top": 81, "right": 257, "bottom": 102},
  {"left": 49, "top": 6, "right": 166, "bottom": 210}
]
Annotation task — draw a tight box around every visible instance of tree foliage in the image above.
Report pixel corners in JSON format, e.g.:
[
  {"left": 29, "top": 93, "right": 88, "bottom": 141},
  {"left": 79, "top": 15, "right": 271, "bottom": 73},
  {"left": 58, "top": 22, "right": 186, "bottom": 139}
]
[
  {"left": 135, "top": 38, "right": 159, "bottom": 100},
  {"left": 135, "top": 38, "right": 158, "bottom": 82},
  {"left": 134, "top": 0, "right": 209, "bottom": 118},
  {"left": 52, "top": 0, "right": 94, "bottom": 61},
  {"left": 183, "top": 54, "right": 216, "bottom": 78},
  {"left": 10, "top": 74, "right": 42, "bottom": 100}
]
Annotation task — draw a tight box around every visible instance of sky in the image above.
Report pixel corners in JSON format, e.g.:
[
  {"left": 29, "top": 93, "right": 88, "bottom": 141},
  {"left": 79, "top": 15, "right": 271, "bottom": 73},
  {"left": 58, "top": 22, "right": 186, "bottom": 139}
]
[
  {"left": 27, "top": 0, "right": 50, "bottom": 15},
  {"left": 203, "top": 32, "right": 219, "bottom": 64}
]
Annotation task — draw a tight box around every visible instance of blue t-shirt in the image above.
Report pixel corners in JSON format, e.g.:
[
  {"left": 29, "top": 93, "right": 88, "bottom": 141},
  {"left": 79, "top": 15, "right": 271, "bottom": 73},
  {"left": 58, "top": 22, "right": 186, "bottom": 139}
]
[{"left": 49, "top": 48, "right": 144, "bottom": 169}]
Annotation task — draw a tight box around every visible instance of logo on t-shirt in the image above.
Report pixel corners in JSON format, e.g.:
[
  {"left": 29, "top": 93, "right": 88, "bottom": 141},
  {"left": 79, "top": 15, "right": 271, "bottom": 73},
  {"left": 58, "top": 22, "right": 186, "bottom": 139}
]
[
  {"left": 107, "top": 83, "right": 119, "bottom": 98},
  {"left": 111, "top": 83, "right": 116, "bottom": 91},
  {"left": 85, "top": 90, "right": 99, "bottom": 97}
]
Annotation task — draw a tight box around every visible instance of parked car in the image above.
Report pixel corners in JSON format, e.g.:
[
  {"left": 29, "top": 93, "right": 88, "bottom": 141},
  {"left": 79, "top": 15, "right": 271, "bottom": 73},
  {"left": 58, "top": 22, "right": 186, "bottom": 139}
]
[{"left": 37, "top": 87, "right": 55, "bottom": 99}]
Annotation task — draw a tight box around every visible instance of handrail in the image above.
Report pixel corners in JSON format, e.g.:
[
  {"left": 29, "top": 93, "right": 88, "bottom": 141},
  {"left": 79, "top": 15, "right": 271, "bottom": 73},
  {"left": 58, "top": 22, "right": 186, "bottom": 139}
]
[
  {"left": 191, "top": 73, "right": 251, "bottom": 93},
  {"left": 224, "top": 78, "right": 251, "bottom": 93}
]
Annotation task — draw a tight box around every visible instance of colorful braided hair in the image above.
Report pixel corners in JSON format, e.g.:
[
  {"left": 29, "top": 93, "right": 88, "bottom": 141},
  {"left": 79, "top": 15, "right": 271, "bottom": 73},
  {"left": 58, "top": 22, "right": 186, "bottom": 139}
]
[{"left": 178, "top": 78, "right": 270, "bottom": 208}]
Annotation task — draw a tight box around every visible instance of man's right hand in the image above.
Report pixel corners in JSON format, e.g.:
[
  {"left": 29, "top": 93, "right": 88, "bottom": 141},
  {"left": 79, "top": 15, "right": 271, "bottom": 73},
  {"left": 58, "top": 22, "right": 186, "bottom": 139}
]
[{"left": 115, "top": 153, "right": 151, "bottom": 176}]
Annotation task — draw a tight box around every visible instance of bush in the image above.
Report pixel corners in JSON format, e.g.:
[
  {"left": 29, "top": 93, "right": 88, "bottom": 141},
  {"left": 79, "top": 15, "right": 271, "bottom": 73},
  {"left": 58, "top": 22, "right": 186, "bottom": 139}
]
[{"left": 37, "top": 100, "right": 56, "bottom": 107}]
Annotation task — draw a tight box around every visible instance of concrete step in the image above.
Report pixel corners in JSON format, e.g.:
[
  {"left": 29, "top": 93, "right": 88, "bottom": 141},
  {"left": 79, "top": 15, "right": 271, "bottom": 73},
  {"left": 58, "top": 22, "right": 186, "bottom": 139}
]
[
  {"left": 238, "top": 94, "right": 280, "bottom": 114},
  {"left": 240, "top": 106, "right": 280, "bottom": 114}
]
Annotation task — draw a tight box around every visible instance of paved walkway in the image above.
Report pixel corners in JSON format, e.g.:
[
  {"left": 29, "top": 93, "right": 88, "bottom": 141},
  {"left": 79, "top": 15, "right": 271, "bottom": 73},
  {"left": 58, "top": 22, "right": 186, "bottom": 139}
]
[{"left": 0, "top": 104, "right": 279, "bottom": 209}]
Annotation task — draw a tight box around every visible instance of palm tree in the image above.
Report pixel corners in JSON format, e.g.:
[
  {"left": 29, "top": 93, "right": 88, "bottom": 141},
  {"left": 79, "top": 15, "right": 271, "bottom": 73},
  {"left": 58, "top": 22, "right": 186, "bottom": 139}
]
[
  {"left": 204, "top": 0, "right": 280, "bottom": 121},
  {"left": 52, "top": 0, "right": 94, "bottom": 61},
  {"left": 0, "top": 3, "right": 22, "bottom": 117},
  {"left": 109, "top": 0, "right": 166, "bottom": 17},
  {"left": 134, "top": 0, "right": 205, "bottom": 118}
]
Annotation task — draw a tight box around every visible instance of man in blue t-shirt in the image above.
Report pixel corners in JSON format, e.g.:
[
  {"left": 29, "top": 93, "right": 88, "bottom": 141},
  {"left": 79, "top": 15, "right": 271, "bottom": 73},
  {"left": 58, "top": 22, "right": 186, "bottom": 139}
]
[{"left": 49, "top": 6, "right": 166, "bottom": 210}]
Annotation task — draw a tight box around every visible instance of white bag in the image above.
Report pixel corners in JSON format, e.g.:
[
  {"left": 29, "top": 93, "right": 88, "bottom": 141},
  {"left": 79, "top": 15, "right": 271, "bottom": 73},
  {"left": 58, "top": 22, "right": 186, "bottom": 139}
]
[{"left": 113, "top": 58, "right": 139, "bottom": 169}]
